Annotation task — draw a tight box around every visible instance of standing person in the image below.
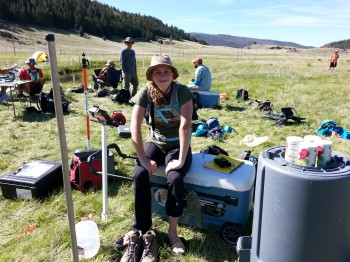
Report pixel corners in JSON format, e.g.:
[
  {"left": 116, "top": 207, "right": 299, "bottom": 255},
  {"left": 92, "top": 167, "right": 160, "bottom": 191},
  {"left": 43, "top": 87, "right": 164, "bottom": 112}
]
[
  {"left": 120, "top": 54, "right": 193, "bottom": 262},
  {"left": 329, "top": 50, "right": 339, "bottom": 70},
  {"left": 188, "top": 57, "right": 212, "bottom": 91},
  {"left": 17, "top": 57, "right": 44, "bottom": 97},
  {"left": 120, "top": 37, "right": 139, "bottom": 98}
]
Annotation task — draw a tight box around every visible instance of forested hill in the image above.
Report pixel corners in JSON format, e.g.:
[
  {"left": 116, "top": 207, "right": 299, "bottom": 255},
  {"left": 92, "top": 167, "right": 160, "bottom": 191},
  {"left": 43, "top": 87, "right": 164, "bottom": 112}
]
[
  {"left": 322, "top": 39, "right": 350, "bottom": 49},
  {"left": 0, "top": 0, "right": 203, "bottom": 43}
]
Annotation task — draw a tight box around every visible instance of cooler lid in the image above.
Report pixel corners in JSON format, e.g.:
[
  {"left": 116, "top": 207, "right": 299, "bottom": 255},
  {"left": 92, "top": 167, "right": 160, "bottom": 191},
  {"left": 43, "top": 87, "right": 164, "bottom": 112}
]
[
  {"left": 0, "top": 160, "right": 61, "bottom": 186},
  {"left": 153, "top": 153, "right": 255, "bottom": 192}
]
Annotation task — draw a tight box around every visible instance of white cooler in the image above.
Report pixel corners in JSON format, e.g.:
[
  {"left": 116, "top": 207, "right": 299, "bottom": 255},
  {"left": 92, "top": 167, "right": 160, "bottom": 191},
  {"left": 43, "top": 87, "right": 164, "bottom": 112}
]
[{"left": 150, "top": 153, "right": 256, "bottom": 245}]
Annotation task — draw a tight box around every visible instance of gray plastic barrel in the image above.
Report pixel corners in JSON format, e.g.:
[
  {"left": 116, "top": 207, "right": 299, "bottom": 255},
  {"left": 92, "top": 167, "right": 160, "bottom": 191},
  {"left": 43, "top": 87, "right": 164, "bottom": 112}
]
[{"left": 243, "top": 146, "right": 350, "bottom": 262}]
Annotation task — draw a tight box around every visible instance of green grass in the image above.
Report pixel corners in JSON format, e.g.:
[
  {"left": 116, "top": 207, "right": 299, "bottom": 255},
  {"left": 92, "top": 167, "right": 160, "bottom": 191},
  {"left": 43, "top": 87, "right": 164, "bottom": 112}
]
[{"left": 1, "top": 46, "right": 350, "bottom": 261}]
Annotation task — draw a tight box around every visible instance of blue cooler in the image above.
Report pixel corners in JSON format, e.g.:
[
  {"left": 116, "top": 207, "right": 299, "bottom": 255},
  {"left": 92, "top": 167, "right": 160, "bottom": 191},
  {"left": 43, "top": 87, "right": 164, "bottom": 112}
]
[
  {"left": 196, "top": 90, "right": 220, "bottom": 108},
  {"left": 150, "top": 153, "right": 255, "bottom": 244}
]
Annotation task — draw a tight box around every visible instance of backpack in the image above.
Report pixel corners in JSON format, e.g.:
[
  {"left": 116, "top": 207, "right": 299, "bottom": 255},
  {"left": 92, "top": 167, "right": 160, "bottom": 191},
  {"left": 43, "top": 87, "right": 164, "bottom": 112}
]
[
  {"left": 200, "top": 145, "right": 229, "bottom": 156},
  {"left": 37, "top": 91, "right": 69, "bottom": 113},
  {"left": 206, "top": 118, "right": 220, "bottom": 130},
  {"left": 111, "top": 89, "right": 130, "bottom": 104},
  {"left": 236, "top": 89, "right": 249, "bottom": 101}
]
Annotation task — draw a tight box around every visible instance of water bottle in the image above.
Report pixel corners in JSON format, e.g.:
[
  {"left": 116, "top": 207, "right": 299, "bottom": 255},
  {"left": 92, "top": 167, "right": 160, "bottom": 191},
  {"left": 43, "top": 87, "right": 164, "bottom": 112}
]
[{"left": 75, "top": 219, "right": 100, "bottom": 259}]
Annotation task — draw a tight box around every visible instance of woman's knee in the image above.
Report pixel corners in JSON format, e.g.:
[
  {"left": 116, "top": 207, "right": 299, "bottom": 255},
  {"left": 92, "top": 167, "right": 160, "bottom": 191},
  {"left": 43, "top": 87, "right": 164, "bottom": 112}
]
[{"left": 134, "top": 165, "right": 149, "bottom": 185}]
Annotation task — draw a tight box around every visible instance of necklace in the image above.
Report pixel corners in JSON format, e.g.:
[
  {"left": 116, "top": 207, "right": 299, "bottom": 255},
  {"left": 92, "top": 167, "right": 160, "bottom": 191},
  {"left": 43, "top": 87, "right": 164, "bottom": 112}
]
[{"left": 163, "top": 84, "right": 171, "bottom": 94}]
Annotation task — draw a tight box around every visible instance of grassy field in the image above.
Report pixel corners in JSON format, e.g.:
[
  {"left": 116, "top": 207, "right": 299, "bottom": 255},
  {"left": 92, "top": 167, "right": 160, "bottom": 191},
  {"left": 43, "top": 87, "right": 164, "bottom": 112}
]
[{"left": 1, "top": 27, "right": 350, "bottom": 261}]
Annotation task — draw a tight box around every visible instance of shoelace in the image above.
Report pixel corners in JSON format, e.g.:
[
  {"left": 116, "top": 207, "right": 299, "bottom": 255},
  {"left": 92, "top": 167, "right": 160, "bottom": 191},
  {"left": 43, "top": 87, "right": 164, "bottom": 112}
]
[
  {"left": 143, "top": 242, "right": 152, "bottom": 256},
  {"left": 127, "top": 243, "right": 136, "bottom": 261}
]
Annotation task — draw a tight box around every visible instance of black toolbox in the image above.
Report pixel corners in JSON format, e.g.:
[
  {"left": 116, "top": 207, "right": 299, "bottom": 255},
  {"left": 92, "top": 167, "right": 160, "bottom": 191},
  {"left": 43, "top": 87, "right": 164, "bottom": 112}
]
[
  {"left": 0, "top": 160, "right": 63, "bottom": 200},
  {"left": 117, "top": 125, "right": 131, "bottom": 138}
]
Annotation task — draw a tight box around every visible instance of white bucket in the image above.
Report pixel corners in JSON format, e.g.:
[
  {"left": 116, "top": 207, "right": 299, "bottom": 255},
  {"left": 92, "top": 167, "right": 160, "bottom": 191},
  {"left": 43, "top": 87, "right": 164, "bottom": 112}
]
[
  {"left": 75, "top": 220, "right": 100, "bottom": 259},
  {"left": 297, "top": 142, "right": 317, "bottom": 167},
  {"left": 285, "top": 136, "right": 303, "bottom": 163},
  {"left": 315, "top": 140, "right": 333, "bottom": 167},
  {"left": 304, "top": 135, "right": 322, "bottom": 143}
]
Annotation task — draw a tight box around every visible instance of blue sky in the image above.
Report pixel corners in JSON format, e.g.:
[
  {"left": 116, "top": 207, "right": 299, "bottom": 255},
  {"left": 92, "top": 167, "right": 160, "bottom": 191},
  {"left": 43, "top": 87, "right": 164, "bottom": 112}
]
[{"left": 98, "top": 0, "right": 349, "bottom": 47}]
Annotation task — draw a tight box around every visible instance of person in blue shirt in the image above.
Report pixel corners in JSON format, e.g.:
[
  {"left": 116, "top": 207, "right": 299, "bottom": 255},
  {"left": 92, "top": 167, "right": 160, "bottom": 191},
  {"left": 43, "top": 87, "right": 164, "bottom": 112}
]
[{"left": 188, "top": 57, "right": 212, "bottom": 91}]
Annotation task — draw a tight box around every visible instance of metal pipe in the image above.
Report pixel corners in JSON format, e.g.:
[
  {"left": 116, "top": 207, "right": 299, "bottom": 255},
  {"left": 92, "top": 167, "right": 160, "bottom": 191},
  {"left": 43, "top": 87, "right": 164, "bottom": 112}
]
[{"left": 45, "top": 34, "right": 79, "bottom": 262}]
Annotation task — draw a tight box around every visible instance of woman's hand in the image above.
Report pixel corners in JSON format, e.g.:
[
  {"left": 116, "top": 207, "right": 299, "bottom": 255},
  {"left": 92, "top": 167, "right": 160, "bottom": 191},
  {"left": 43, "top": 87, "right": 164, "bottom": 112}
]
[
  {"left": 165, "top": 159, "right": 183, "bottom": 174},
  {"left": 140, "top": 158, "right": 158, "bottom": 176}
]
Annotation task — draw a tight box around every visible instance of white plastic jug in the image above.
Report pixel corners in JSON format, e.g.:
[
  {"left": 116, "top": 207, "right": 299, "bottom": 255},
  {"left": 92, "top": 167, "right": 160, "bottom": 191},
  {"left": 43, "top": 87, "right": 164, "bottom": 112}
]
[{"left": 75, "top": 220, "right": 100, "bottom": 259}]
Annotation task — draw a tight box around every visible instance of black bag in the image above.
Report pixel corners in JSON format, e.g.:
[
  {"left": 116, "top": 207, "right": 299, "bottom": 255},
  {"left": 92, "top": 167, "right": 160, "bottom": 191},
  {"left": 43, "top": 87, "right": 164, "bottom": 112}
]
[
  {"left": 236, "top": 89, "right": 249, "bottom": 101},
  {"left": 38, "top": 89, "right": 69, "bottom": 113},
  {"left": 200, "top": 145, "right": 229, "bottom": 156},
  {"left": 111, "top": 89, "right": 130, "bottom": 104},
  {"left": 96, "top": 87, "right": 109, "bottom": 97}
]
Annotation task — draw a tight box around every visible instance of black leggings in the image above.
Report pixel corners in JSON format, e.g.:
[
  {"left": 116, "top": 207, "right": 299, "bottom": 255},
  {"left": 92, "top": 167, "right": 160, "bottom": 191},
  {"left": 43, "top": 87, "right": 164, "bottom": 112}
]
[{"left": 133, "top": 142, "right": 192, "bottom": 233}]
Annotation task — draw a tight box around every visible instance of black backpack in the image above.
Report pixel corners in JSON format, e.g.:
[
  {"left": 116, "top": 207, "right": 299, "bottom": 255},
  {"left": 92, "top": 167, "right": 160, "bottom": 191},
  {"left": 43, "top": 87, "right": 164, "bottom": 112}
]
[
  {"left": 236, "top": 89, "right": 249, "bottom": 101},
  {"left": 111, "top": 89, "right": 130, "bottom": 104},
  {"left": 37, "top": 89, "right": 69, "bottom": 113}
]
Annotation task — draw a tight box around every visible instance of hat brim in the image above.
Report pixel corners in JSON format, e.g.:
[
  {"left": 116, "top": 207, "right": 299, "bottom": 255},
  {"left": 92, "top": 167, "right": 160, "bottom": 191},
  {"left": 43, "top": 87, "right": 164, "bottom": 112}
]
[
  {"left": 124, "top": 41, "right": 134, "bottom": 44},
  {"left": 25, "top": 60, "right": 37, "bottom": 65},
  {"left": 240, "top": 135, "right": 268, "bottom": 147},
  {"left": 146, "top": 64, "right": 179, "bottom": 81}
]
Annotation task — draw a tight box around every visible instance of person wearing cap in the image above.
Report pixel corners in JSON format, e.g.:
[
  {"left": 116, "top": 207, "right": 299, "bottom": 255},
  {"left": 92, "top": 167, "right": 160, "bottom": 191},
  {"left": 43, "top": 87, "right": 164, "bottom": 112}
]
[
  {"left": 188, "top": 57, "right": 212, "bottom": 91},
  {"left": 329, "top": 50, "right": 339, "bottom": 70},
  {"left": 92, "top": 60, "right": 119, "bottom": 97},
  {"left": 17, "top": 57, "right": 44, "bottom": 97},
  {"left": 119, "top": 54, "right": 194, "bottom": 261},
  {"left": 120, "top": 37, "right": 139, "bottom": 98},
  {"left": 98, "top": 60, "right": 117, "bottom": 84}
]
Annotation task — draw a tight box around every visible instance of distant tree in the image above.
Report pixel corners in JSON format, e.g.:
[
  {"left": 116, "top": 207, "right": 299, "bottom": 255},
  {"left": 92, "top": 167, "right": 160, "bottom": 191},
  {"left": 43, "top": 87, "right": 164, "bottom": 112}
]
[
  {"left": 0, "top": 0, "right": 200, "bottom": 43},
  {"left": 79, "top": 26, "right": 84, "bottom": 37}
]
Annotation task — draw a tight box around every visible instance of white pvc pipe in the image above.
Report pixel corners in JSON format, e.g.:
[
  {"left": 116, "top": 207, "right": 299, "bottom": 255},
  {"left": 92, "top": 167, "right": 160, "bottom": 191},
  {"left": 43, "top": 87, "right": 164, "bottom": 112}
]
[
  {"left": 45, "top": 34, "right": 79, "bottom": 262},
  {"left": 101, "top": 124, "right": 108, "bottom": 222}
]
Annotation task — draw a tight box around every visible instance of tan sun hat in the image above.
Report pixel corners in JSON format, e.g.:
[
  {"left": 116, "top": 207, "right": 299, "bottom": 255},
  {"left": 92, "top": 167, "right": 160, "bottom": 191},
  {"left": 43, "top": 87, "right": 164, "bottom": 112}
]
[
  {"left": 106, "top": 60, "right": 115, "bottom": 67},
  {"left": 124, "top": 37, "right": 135, "bottom": 44},
  {"left": 240, "top": 135, "right": 269, "bottom": 147},
  {"left": 146, "top": 54, "right": 179, "bottom": 81}
]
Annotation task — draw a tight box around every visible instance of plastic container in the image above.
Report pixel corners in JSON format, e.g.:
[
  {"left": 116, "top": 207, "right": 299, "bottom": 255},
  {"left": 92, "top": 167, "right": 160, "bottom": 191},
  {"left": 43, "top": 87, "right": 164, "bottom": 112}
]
[
  {"left": 238, "top": 146, "right": 350, "bottom": 262},
  {"left": 196, "top": 90, "right": 220, "bottom": 108},
  {"left": 284, "top": 136, "right": 303, "bottom": 163},
  {"left": 75, "top": 220, "right": 100, "bottom": 259}
]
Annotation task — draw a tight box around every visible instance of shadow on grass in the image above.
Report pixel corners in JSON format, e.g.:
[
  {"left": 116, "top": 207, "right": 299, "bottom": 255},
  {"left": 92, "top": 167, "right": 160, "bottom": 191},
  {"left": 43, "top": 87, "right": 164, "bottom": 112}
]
[
  {"left": 17, "top": 108, "right": 72, "bottom": 122},
  {"left": 224, "top": 105, "right": 247, "bottom": 112}
]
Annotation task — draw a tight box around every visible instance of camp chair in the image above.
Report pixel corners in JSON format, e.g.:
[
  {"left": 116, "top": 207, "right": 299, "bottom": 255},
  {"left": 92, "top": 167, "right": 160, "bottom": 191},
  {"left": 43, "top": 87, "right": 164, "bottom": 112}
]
[
  {"left": 91, "top": 69, "right": 123, "bottom": 91},
  {"left": 24, "top": 81, "right": 44, "bottom": 97},
  {"left": 22, "top": 80, "right": 45, "bottom": 106},
  {"left": 266, "top": 107, "right": 308, "bottom": 127}
]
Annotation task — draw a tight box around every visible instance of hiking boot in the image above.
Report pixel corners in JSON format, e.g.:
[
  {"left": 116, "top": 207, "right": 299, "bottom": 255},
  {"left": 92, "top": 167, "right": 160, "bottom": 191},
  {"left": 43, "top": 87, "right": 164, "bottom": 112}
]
[
  {"left": 141, "top": 230, "right": 158, "bottom": 262},
  {"left": 120, "top": 230, "right": 143, "bottom": 262}
]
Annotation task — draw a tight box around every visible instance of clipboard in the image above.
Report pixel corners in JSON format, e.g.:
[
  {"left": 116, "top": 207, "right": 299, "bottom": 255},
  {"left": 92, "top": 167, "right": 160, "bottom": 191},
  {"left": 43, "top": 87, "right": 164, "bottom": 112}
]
[{"left": 204, "top": 154, "right": 244, "bottom": 174}]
